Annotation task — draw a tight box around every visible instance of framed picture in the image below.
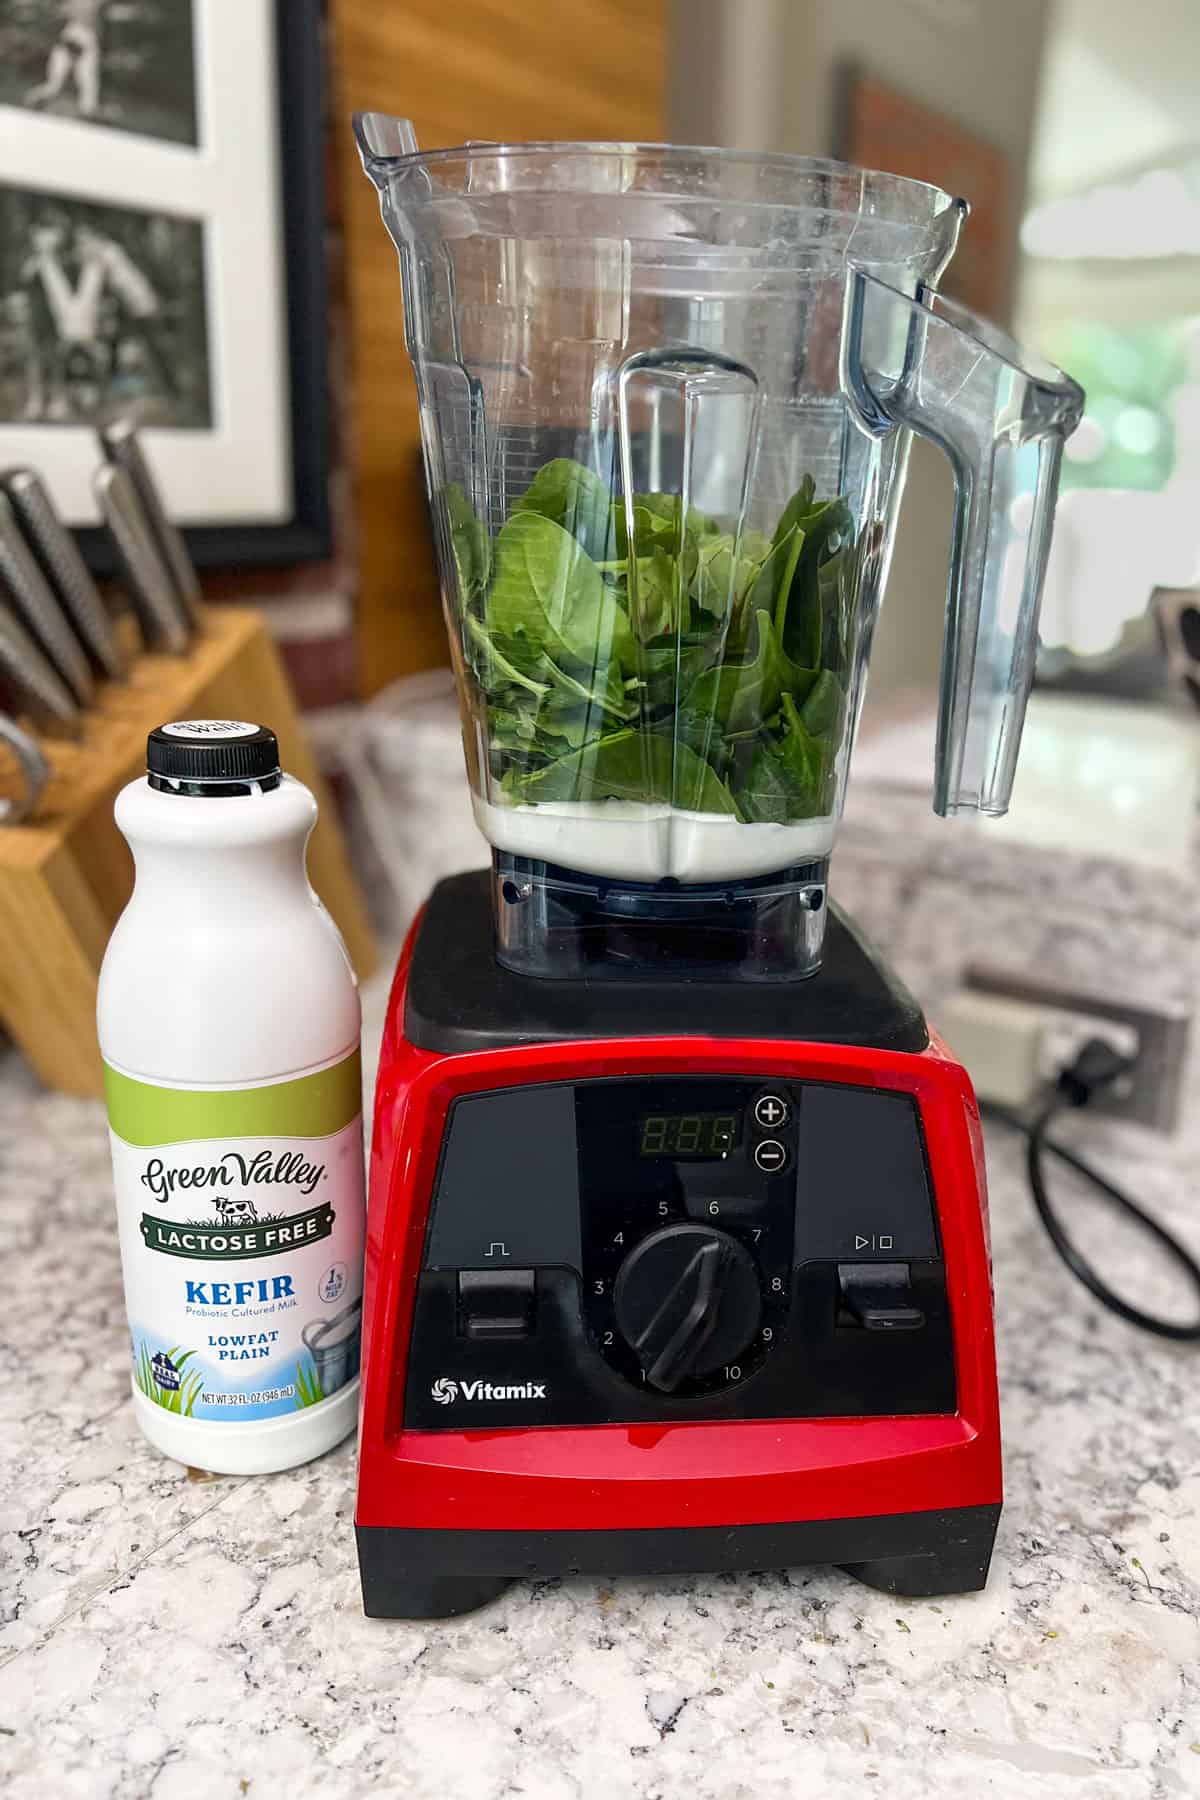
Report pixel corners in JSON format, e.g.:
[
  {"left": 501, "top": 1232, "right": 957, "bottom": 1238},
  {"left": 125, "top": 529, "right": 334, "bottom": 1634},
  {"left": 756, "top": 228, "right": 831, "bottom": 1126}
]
[
  {"left": 836, "top": 69, "right": 1013, "bottom": 319},
  {"left": 0, "top": 0, "right": 330, "bottom": 568}
]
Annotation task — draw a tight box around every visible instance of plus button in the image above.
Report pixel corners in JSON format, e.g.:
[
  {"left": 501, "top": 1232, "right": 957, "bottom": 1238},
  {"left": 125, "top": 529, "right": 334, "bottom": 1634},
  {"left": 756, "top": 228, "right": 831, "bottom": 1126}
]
[{"left": 754, "top": 1094, "right": 790, "bottom": 1130}]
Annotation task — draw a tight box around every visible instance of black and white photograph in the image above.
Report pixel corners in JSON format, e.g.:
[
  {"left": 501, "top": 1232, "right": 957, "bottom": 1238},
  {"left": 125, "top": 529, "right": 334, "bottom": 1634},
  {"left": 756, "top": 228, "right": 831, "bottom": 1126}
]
[
  {"left": 0, "top": 182, "right": 211, "bottom": 430},
  {"left": 0, "top": 0, "right": 329, "bottom": 564},
  {"left": 0, "top": 0, "right": 198, "bottom": 146}
]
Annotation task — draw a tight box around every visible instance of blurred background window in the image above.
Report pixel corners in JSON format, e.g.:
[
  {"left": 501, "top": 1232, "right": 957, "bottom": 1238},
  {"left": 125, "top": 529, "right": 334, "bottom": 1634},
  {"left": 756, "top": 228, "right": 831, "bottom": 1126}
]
[
  {"left": 1016, "top": 0, "right": 1200, "bottom": 660},
  {"left": 1040, "top": 318, "right": 1184, "bottom": 497}
]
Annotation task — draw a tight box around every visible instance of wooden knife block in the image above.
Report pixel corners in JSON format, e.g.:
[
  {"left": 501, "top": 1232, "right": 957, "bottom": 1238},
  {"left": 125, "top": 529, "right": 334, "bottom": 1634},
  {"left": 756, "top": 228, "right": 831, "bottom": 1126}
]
[{"left": 0, "top": 607, "right": 376, "bottom": 1096}]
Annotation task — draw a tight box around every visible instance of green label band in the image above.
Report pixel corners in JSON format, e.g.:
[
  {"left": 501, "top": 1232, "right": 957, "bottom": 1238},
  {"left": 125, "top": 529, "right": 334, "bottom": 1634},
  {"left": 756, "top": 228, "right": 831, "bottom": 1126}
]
[
  {"left": 105, "top": 1050, "right": 362, "bottom": 1147},
  {"left": 140, "top": 1201, "right": 336, "bottom": 1260}
]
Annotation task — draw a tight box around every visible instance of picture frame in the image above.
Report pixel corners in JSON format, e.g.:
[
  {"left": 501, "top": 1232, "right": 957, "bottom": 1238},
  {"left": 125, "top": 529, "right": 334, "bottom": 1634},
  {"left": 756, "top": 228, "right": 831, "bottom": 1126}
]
[{"left": 0, "top": 0, "right": 330, "bottom": 570}]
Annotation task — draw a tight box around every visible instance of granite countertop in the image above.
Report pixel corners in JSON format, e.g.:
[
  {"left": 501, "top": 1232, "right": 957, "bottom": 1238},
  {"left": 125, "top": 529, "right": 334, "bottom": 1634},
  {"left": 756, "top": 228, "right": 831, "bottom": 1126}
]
[{"left": 4, "top": 923, "right": 1200, "bottom": 1800}]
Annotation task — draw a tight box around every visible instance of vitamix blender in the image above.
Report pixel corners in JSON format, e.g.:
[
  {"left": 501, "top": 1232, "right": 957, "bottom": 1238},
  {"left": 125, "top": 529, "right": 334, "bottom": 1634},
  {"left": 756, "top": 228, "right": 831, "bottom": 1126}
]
[{"left": 351, "top": 117, "right": 1083, "bottom": 1619}]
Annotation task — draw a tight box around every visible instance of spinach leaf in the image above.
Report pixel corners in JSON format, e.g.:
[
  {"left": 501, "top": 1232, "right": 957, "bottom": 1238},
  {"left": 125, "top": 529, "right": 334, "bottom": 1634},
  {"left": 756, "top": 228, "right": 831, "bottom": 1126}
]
[
  {"left": 539, "top": 649, "right": 635, "bottom": 720},
  {"left": 512, "top": 458, "right": 614, "bottom": 560},
  {"left": 802, "top": 492, "right": 851, "bottom": 551},
  {"left": 636, "top": 638, "right": 712, "bottom": 715},
  {"left": 817, "top": 533, "right": 863, "bottom": 673},
  {"left": 612, "top": 499, "right": 665, "bottom": 558},
  {"left": 696, "top": 534, "right": 745, "bottom": 611},
  {"left": 774, "top": 548, "right": 821, "bottom": 668},
  {"left": 465, "top": 614, "right": 550, "bottom": 699},
  {"left": 692, "top": 530, "right": 772, "bottom": 620},
  {"left": 748, "top": 523, "right": 805, "bottom": 615},
  {"left": 681, "top": 609, "right": 777, "bottom": 734},
  {"left": 628, "top": 546, "right": 681, "bottom": 641},
  {"left": 774, "top": 495, "right": 854, "bottom": 668},
  {"left": 444, "top": 482, "right": 491, "bottom": 601},
  {"left": 612, "top": 493, "right": 718, "bottom": 560},
  {"left": 682, "top": 609, "right": 818, "bottom": 737},
  {"left": 512, "top": 729, "right": 740, "bottom": 815},
  {"left": 672, "top": 708, "right": 725, "bottom": 763},
  {"left": 486, "top": 511, "right": 636, "bottom": 676},
  {"left": 736, "top": 748, "right": 794, "bottom": 824},
  {"left": 534, "top": 692, "right": 612, "bottom": 749},
  {"left": 771, "top": 474, "right": 816, "bottom": 547},
  {"left": 478, "top": 623, "right": 546, "bottom": 681},
  {"left": 800, "top": 669, "right": 844, "bottom": 739},
  {"left": 487, "top": 705, "right": 543, "bottom": 752},
  {"left": 640, "top": 492, "right": 706, "bottom": 527},
  {"left": 737, "top": 696, "right": 833, "bottom": 824},
  {"left": 778, "top": 691, "right": 832, "bottom": 791}
]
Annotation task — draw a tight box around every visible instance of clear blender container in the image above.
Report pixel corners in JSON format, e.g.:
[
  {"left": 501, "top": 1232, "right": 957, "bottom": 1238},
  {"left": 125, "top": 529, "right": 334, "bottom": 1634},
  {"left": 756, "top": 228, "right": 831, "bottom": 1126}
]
[{"left": 356, "top": 119, "right": 1083, "bottom": 979}]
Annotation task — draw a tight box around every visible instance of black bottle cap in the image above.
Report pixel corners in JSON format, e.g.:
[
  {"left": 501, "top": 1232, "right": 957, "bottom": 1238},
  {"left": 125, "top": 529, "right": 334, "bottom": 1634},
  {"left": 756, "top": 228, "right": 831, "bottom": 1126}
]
[{"left": 147, "top": 720, "right": 281, "bottom": 790}]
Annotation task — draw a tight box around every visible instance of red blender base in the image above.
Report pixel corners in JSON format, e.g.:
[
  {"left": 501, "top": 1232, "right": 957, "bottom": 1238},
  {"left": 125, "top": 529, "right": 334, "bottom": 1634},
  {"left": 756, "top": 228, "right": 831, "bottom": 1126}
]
[{"left": 356, "top": 874, "right": 1002, "bottom": 1619}]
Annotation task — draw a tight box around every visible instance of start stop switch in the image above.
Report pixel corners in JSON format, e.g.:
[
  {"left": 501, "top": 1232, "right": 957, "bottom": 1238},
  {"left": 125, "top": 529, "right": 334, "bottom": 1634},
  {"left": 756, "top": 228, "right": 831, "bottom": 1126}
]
[{"left": 837, "top": 1263, "right": 925, "bottom": 1332}]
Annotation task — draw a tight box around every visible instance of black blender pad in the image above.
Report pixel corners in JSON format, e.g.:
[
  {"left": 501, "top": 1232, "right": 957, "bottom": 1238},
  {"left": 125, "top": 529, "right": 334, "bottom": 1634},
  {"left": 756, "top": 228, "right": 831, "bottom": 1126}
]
[{"left": 405, "top": 870, "right": 928, "bottom": 1056}]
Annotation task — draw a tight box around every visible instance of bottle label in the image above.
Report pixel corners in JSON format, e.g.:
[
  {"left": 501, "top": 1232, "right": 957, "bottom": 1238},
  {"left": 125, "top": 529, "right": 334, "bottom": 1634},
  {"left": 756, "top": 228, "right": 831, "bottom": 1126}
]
[{"left": 104, "top": 1050, "right": 365, "bottom": 1424}]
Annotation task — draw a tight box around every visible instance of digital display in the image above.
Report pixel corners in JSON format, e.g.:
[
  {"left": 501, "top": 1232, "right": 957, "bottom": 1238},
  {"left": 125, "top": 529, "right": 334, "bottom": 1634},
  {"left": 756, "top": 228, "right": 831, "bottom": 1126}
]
[{"left": 638, "top": 1112, "right": 740, "bottom": 1158}]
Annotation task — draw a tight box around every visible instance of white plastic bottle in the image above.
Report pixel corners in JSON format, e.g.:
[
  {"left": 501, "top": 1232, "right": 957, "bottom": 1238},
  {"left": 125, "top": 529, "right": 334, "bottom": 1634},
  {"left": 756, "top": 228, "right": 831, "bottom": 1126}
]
[{"left": 98, "top": 720, "right": 365, "bottom": 1474}]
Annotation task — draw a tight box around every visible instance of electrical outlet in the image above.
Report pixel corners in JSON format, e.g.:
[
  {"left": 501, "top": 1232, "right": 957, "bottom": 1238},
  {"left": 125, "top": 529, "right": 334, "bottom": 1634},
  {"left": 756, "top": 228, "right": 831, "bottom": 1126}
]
[{"left": 963, "top": 967, "right": 1191, "bottom": 1134}]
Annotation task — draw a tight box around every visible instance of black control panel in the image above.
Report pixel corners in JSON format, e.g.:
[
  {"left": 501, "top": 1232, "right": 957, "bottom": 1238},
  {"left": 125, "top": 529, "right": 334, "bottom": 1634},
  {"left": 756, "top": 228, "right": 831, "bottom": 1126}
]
[
  {"left": 576, "top": 1078, "right": 797, "bottom": 1398},
  {"left": 403, "top": 1077, "right": 954, "bottom": 1429}
]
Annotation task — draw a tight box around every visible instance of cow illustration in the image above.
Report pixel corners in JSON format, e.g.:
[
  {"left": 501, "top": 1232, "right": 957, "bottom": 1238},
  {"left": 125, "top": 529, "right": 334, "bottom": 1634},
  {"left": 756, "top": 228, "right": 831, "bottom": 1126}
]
[{"left": 212, "top": 1196, "right": 258, "bottom": 1225}]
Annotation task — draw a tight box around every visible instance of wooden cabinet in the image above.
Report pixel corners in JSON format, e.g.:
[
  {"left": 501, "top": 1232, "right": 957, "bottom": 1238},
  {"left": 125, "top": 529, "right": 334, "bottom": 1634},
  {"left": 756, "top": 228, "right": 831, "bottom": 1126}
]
[{"left": 331, "top": 0, "right": 668, "bottom": 695}]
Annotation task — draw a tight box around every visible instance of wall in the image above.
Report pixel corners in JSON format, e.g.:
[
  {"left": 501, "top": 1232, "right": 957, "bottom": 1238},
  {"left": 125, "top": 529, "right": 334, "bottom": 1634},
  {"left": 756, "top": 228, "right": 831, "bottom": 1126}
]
[{"left": 668, "top": 0, "right": 1053, "bottom": 702}]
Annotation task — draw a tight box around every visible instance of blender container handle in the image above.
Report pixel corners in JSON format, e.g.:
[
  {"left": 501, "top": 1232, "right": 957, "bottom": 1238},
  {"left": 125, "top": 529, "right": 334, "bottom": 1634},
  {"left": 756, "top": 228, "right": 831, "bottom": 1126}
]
[{"left": 844, "top": 271, "right": 1084, "bottom": 817}]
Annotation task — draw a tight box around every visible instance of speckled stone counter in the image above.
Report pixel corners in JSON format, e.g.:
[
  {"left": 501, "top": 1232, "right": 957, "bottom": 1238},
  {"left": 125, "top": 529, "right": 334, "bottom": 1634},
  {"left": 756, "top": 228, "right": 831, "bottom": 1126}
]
[{"left": 4, "top": 844, "right": 1200, "bottom": 1800}]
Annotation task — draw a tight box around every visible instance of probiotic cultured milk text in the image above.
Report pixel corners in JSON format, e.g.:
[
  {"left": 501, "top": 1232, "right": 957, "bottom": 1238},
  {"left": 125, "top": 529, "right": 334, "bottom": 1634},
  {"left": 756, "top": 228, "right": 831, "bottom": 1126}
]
[{"left": 98, "top": 721, "right": 366, "bottom": 1474}]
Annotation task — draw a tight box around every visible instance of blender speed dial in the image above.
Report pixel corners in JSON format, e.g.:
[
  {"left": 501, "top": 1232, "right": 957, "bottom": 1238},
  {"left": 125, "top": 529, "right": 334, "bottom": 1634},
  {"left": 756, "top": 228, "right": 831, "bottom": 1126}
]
[{"left": 613, "top": 1224, "right": 762, "bottom": 1393}]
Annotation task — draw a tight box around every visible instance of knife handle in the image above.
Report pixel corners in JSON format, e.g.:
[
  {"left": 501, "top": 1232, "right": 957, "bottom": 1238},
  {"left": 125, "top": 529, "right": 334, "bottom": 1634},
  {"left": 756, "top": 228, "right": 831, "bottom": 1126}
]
[
  {"left": 0, "top": 590, "right": 82, "bottom": 737},
  {"left": 99, "top": 420, "right": 202, "bottom": 628},
  {"left": 0, "top": 494, "right": 94, "bottom": 705},
  {"left": 1, "top": 467, "right": 127, "bottom": 681},
  {"left": 93, "top": 464, "right": 191, "bottom": 654}
]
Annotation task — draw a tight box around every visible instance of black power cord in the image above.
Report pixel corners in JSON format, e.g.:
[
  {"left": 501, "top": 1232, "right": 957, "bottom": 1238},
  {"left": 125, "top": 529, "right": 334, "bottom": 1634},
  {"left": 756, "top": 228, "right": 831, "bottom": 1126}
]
[{"left": 984, "top": 1037, "right": 1200, "bottom": 1341}]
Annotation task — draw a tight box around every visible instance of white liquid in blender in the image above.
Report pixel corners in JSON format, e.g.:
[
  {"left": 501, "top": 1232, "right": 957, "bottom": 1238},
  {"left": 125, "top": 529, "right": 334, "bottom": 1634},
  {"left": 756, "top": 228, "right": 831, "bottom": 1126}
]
[{"left": 473, "top": 794, "right": 836, "bottom": 882}]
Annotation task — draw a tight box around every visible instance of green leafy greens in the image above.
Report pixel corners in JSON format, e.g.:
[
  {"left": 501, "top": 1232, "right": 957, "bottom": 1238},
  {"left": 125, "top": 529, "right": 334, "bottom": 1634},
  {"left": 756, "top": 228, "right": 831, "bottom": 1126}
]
[{"left": 442, "top": 458, "right": 854, "bottom": 820}]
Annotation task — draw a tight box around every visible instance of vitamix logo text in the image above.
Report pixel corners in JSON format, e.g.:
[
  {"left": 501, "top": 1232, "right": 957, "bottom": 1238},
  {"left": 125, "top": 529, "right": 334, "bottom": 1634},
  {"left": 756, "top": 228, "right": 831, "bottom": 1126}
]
[{"left": 431, "top": 1376, "right": 548, "bottom": 1403}]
